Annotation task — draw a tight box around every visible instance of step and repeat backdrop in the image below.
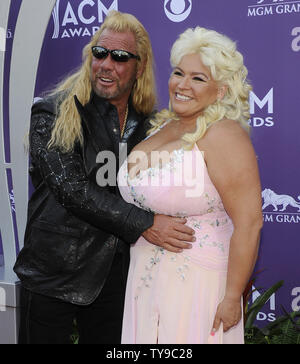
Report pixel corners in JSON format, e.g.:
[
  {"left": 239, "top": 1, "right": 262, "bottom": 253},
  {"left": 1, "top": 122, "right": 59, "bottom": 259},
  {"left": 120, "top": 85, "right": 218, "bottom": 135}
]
[{"left": 1, "top": 0, "right": 300, "bottom": 325}]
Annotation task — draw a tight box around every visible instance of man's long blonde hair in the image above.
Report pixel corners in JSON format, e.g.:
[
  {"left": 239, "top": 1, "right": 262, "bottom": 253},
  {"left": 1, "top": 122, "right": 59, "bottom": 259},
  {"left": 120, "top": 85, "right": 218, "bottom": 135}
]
[
  {"left": 48, "top": 11, "right": 157, "bottom": 152},
  {"left": 148, "top": 27, "right": 252, "bottom": 149}
]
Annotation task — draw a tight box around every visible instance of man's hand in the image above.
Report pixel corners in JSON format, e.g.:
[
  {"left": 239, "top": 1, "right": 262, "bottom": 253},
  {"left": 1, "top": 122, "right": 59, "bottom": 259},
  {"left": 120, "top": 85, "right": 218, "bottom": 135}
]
[{"left": 142, "top": 214, "right": 196, "bottom": 253}]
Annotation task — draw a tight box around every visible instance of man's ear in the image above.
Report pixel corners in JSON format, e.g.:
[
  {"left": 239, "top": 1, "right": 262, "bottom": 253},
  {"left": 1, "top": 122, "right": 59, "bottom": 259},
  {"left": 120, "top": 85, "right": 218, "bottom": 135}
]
[{"left": 217, "top": 85, "right": 228, "bottom": 101}]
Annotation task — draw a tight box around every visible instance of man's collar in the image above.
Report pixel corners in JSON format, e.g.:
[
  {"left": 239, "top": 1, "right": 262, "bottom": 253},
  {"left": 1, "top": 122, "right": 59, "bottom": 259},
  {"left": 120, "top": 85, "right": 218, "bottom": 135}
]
[
  {"left": 88, "top": 90, "right": 113, "bottom": 116},
  {"left": 88, "top": 89, "right": 136, "bottom": 116}
]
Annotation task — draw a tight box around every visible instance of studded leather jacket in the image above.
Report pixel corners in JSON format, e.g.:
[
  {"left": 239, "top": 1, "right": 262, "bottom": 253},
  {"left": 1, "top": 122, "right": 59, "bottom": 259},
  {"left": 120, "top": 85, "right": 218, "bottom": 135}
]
[{"left": 14, "top": 91, "right": 154, "bottom": 305}]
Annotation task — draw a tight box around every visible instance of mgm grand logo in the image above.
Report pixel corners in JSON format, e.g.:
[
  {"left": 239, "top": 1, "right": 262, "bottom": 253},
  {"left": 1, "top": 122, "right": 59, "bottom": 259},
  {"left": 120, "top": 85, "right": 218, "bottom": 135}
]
[
  {"left": 262, "top": 188, "right": 300, "bottom": 223},
  {"left": 248, "top": 0, "right": 300, "bottom": 17}
]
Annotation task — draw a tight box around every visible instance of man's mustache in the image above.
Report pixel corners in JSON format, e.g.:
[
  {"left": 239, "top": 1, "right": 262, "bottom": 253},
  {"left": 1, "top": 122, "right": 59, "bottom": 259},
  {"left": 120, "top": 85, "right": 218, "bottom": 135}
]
[{"left": 96, "top": 70, "right": 117, "bottom": 81}]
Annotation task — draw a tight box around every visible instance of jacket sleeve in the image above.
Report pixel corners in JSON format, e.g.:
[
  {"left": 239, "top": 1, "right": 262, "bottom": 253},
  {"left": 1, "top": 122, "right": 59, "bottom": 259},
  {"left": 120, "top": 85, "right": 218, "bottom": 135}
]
[{"left": 30, "top": 107, "right": 154, "bottom": 243}]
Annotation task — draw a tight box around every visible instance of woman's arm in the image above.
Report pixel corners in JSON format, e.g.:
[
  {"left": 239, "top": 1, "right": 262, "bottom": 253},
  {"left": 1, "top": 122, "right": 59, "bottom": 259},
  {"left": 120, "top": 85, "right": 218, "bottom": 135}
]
[{"left": 202, "top": 119, "right": 263, "bottom": 333}]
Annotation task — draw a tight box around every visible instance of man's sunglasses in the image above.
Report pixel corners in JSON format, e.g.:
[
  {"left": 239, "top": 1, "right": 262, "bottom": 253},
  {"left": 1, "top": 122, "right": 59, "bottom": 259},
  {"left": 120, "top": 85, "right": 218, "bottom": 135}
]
[{"left": 91, "top": 46, "right": 140, "bottom": 62}]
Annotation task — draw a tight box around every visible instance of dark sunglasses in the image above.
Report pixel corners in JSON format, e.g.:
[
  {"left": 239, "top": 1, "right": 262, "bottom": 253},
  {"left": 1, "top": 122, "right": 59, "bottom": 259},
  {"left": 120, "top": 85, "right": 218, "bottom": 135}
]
[{"left": 91, "top": 46, "right": 140, "bottom": 62}]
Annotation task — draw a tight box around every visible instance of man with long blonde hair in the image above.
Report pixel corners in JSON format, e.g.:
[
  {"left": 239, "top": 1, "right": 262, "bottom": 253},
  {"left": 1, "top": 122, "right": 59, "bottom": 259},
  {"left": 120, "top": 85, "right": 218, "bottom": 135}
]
[{"left": 14, "top": 11, "right": 195, "bottom": 344}]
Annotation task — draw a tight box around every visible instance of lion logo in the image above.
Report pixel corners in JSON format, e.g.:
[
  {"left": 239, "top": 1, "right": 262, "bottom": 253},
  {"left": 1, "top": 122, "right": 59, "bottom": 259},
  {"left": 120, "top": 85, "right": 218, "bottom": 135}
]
[{"left": 262, "top": 188, "right": 300, "bottom": 212}]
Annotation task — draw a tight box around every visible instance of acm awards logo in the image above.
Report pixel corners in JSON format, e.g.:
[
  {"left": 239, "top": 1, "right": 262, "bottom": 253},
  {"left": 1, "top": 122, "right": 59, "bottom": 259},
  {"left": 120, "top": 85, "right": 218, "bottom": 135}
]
[
  {"left": 52, "top": 0, "right": 118, "bottom": 39},
  {"left": 248, "top": 0, "right": 300, "bottom": 17},
  {"left": 164, "top": 0, "right": 192, "bottom": 22},
  {"left": 262, "top": 188, "right": 300, "bottom": 224},
  {"left": 249, "top": 88, "right": 274, "bottom": 128},
  {"left": 250, "top": 283, "right": 300, "bottom": 322},
  {"left": 51, "top": 0, "right": 193, "bottom": 37}
]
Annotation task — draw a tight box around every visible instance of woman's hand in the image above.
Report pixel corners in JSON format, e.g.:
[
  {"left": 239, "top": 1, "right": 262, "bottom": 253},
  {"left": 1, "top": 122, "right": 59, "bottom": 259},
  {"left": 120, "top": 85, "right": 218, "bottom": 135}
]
[{"left": 211, "top": 297, "right": 242, "bottom": 335}]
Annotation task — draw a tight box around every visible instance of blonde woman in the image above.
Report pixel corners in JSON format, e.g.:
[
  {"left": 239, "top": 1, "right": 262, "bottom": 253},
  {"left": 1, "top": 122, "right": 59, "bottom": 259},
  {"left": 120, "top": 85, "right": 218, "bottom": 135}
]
[
  {"left": 14, "top": 11, "right": 195, "bottom": 345},
  {"left": 118, "top": 27, "right": 263, "bottom": 344}
]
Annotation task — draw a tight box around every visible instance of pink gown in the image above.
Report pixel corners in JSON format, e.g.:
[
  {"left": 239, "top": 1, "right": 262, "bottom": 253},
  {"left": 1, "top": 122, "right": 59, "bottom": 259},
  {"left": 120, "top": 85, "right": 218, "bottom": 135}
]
[{"left": 117, "top": 120, "right": 244, "bottom": 344}]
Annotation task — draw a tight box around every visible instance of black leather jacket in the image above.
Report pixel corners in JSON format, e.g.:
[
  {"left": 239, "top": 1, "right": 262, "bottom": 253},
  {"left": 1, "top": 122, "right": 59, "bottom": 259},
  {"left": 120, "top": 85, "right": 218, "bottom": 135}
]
[{"left": 14, "top": 91, "right": 154, "bottom": 305}]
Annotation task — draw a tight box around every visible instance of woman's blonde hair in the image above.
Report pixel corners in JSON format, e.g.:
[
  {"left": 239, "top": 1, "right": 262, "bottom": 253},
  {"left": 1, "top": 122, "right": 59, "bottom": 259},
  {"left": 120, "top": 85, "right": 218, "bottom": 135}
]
[
  {"left": 48, "top": 10, "right": 157, "bottom": 152},
  {"left": 148, "top": 27, "right": 252, "bottom": 149}
]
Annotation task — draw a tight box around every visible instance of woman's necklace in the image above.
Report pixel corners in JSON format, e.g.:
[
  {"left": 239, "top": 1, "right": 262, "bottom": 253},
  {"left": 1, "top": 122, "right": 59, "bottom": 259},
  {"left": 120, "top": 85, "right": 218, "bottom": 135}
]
[{"left": 120, "top": 105, "right": 129, "bottom": 138}]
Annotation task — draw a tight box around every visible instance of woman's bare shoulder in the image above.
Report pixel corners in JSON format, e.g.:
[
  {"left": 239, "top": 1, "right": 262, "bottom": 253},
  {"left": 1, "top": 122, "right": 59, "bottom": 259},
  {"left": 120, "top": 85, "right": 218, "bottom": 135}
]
[
  {"left": 208, "top": 118, "right": 248, "bottom": 134},
  {"left": 204, "top": 119, "right": 250, "bottom": 146}
]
